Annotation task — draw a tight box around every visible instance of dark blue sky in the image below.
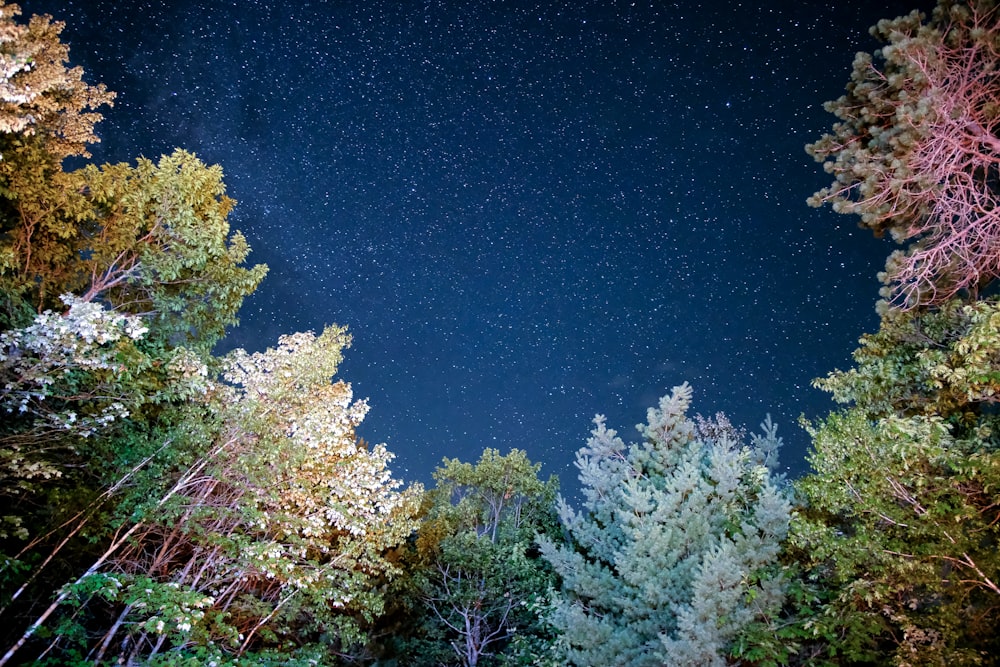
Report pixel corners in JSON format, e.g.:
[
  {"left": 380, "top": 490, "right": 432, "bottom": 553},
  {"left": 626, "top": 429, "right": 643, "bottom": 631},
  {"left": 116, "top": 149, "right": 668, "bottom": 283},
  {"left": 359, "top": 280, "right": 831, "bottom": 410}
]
[{"left": 24, "top": 0, "right": 933, "bottom": 492}]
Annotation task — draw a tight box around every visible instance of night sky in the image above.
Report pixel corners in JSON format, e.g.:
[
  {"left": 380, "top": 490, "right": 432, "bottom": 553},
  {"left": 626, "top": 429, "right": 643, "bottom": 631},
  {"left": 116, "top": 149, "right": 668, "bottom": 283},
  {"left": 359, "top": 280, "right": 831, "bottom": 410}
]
[{"left": 23, "top": 0, "right": 934, "bottom": 493}]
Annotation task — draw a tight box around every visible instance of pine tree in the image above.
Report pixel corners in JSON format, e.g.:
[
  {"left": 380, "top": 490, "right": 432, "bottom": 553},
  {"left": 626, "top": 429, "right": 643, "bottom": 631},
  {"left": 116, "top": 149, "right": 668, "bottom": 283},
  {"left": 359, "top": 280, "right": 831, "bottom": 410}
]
[
  {"left": 539, "top": 384, "right": 791, "bottom": 667},
  {"left": 796, "top": 2, "right": 1000, "bottom": 662},
  {"left": 807, "top": 0, "right": 1000, "bottom": 308}
]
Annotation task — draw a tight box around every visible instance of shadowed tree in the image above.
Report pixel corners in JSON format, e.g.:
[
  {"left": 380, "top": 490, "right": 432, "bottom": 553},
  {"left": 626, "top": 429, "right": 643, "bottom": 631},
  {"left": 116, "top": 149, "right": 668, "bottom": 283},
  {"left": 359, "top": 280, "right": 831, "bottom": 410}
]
[{"left": 394, "top": 449, "right": 559, "bottom": 667}]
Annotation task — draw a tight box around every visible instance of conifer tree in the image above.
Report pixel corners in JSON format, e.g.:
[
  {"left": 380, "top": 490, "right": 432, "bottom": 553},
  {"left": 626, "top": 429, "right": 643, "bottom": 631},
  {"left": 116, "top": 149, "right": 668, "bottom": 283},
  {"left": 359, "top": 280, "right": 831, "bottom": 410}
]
[
  {"left": 807, "top": 0, "right": 1000, "bottom": 308},
  {"left": 539, "top": 384, "right": 791, "bottom": 667},
  {"left": 794, "top": 2, "right": 1000, "bottom": 662}
]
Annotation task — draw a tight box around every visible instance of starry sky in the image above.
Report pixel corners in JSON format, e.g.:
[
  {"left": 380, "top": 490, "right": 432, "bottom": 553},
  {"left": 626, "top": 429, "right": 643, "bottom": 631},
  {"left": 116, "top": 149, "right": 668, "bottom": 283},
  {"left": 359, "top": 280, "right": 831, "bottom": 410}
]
[{"left": 23, "top": 0, "right": 934, "bottom": 492}]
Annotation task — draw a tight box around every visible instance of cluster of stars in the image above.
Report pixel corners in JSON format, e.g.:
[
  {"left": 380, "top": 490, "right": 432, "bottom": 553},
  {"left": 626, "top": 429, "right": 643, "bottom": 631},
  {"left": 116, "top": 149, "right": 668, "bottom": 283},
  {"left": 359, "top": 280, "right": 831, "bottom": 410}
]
[{"left": 28, "top": 0, "right": 931, "bottom": 490}]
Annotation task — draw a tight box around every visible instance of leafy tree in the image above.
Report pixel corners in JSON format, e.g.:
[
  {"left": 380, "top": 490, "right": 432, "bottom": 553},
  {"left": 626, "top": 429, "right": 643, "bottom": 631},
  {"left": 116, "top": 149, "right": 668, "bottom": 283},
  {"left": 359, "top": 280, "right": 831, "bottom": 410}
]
[
  {"left": 390, "top": 448, "right": 560, "bottom": 667},
  {"left": 807, "top": 0, "right": 1000, "bottom": 308},
  {"left": 2, "top": 327, "right": 422, "bottom": 665},
  {"left": 0, "top": 4, "right": 265, "bottom": 349},
  {"left": 789, "top": 300, "right": 1000, "bottom": 665},
  {"left": 0, "top": 0, "right": 115, "bottom": 318},
  {"left": 1, "top": 149, "right": 267, "bottom": 351},
  {"left": 0, "top": 295, "right": 217, "bottom": 640},
  {"left": 72, "top": 150, "right": 268, "bottom": 352},
  {"left": 539, "top": 384, "right": 791, "bottom": 667},
  {"left": 0, "top": 1, "right": 113, "bottom": 156},
  {"left": 796, "top": 3, "right": 1000, "bottom": 662},
  {"left": 0, "top": 4, "right": 422, "bottom": 666}
]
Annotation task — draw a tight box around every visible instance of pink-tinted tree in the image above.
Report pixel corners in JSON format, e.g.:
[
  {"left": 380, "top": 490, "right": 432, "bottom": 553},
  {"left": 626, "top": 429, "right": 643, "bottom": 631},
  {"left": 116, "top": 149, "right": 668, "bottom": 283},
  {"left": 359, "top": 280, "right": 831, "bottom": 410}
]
[{"left": 808, "top": 0, "right": 1000, "bottom": 308}]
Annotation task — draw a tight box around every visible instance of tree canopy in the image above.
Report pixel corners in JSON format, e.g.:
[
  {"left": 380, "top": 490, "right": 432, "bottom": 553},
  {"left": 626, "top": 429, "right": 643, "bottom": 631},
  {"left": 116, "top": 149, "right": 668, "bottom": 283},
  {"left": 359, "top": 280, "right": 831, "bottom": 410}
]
[
  {"left": 808, "top": 0, "right": 1000, "bottom": 308},
  {"left": 540, "top": 385, "right": 791, "bottom": 667}
]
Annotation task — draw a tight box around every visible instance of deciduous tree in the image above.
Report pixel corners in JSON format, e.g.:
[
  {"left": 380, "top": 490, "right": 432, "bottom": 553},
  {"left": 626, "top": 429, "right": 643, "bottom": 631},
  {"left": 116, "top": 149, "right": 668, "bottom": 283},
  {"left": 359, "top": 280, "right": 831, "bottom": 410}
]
[
  {"left": 0, "top": 1, "right": 113, "bottom": 156},
  {"left": 791, "top": 299, "right": 1000, "bottom": 665},
  {"left": 2, "top": 327, "right": 422, "bottom": 665},
  {"left": 401, "top": 449, "right": 560, "bottom": 667}
]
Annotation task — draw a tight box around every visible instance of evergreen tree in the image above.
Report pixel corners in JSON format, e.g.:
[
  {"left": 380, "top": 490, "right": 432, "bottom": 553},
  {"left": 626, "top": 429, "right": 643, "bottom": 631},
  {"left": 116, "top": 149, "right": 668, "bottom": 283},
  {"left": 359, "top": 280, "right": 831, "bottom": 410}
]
[{"left": 539, "top": 384, "right": 791, "bottom": 667}]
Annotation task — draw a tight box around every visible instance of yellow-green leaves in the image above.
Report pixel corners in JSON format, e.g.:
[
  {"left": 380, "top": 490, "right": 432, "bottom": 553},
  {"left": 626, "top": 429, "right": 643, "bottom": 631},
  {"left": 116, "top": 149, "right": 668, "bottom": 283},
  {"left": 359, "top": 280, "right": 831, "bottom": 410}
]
[{"left": 817, "top": 299, "right": 1000, "bottom": 418}]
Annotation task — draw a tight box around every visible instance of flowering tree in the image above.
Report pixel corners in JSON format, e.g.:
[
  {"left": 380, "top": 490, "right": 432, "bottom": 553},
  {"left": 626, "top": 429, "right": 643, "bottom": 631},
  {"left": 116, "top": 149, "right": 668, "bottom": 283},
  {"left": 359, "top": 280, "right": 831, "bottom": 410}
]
[
  {"left": 807, "top": 0, "right": 1000, "bottom": 308},
  {"left": 2, "top": 327, "right": 422, "bottom": 665},
  {"left": 42, "top": 327, "right": 421, "bottom": 664},
  {"left": 0, "top": 295, "right": 212, "bottom": 536}
]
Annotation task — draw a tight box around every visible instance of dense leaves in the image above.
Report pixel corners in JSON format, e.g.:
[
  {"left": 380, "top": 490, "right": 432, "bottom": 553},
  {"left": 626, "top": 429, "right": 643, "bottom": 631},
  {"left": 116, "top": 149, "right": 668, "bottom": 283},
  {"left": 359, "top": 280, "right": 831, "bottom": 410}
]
[
  {"left": 60, "top": 327, "right": 424, "bottom": 664},
  {"left": 388, "top": 449, "right": 560, "bottom": 667},
  {"left": 7, "top": 0, "right": 1000, "bottom": 664}
]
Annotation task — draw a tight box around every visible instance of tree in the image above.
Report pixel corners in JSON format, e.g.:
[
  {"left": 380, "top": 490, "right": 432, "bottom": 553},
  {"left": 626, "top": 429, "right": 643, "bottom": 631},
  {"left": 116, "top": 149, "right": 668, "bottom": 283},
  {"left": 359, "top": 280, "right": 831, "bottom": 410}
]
[
  {"left": 397, "top": 449, "right": 560, "bottom": 667},
  {"left": 539, "top": 384, "right": 791, "bottom": 667},
  {"left": 789, "top": 300, "right": 1000, "bottom": 666},
  {"left": 73, "top": 150, "right": 268, "bottom": 352},
  {"left": 0, "top": 294, "right": 219, "bottom": 637},
  {"left": 0, "top": 1, "right": 113, "bottom": 157},
  {"left": 0, "top": 3, "right": 264, "bottom": 346},
  {"left": 0, "top": 0, "right": 115, "bottom": 319},
  {"left": 807, "top": 0, "right": 1000, "bottom": 308},
  {"left": 1, "top": 149, "right": 267, "bottom": 351},
  {"left": 2, "top": 326, "right": 422, "bottom": 665},
  {"left": 799, "top": 3, "right": 1000, "bottom": 659}
]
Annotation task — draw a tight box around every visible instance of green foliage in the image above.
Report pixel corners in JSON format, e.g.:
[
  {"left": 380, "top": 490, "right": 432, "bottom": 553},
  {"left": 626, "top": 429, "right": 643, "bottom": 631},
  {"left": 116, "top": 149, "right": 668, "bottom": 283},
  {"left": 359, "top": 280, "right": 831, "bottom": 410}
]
[
  {"left": 0, "top": 1, "right": 114, "bottom": 157},
  {"left": 389, "top": 449, "right": 560, "bottom": 667},
  {"left": 540, "top": 384, "right": 791, "bottom": 667},
  {"left": 794, "top": 411, "right": 1000, "bottom": 665},
  {"left": 0, "top": 4, "right": 427, "bottom": 665},
  {"left": 1, "top": 129, "right": 266, "bottom": 354},
  {"left": 76, "top": 150, "right": 268, "bottom": 352},
  {"left": 0, "top": 293, "right": 216, "bottom": 510},
  {"left": 46, "top": 328, "right": 424, "bottom": 664},
  {"left": 797, "top": 2, "right": 1000, "bottom": 660},
  {"left": 815, "top": 299, "right": 1000, "bottom": 421},
  {"left": 789, "top": 301, "right": 1000, "bottom": 665}
]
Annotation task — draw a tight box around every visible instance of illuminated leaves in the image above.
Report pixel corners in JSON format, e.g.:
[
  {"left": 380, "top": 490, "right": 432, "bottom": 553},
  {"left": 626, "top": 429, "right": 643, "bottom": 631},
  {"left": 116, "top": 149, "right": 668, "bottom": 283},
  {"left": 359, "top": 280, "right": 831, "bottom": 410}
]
[
  {"left": 815, "top": 298, "right": 1000, "bottom": 417},
  {"left": 0, "top": 1, "right": 114, "bottom": 158},
  {"left": 93, "top": 327, "right": 422, "bottom": 662},
  {"left": 1, "top": 144, "right": 266, "bottom": 351},
  {"left": 412, "top": 449, "right": 559, "bottom": 666}
]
